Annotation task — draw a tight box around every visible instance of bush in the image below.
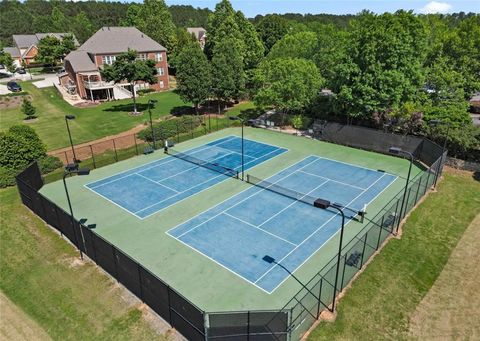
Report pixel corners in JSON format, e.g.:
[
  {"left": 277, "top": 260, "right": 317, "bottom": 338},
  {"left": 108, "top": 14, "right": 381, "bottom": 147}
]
[
  {"left": 0, "top": 166, "right": 18, "bottom": 188},
  {"left": 137, "top": 115, "right": 203, "bottom": 142},
  {"left": 0, "top": 125, "right": 47, "bottom": 187},
  {"left": 21, "top": 97, "right": 36, "bottom": 119},
  {"left": 291, "top": 115, "right": 313, "bottom": 130},
  {"left": 38, "top": 155, "right": 63, "bottom": 174},
  {"left": 137, "top": 88, "right": 155, "bottom": 96}
]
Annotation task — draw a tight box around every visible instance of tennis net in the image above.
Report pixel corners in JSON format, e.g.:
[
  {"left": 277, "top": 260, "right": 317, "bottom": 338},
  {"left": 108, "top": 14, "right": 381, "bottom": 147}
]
[
  {"left": 246, "top": 174, "right": 318, "bottom": 206},
  {"left": 167, "top": 148, "right": 239, "bottom": 178}
]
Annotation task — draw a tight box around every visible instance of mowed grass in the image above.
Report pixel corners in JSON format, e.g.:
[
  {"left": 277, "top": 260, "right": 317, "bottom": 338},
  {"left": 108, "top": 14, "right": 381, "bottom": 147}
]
[
  {"left": 0, "top": 187, "right": 168, "bottom": 340},
  {"left": 309, "top": 170, "right": 480, "bottom": 340},
  {"left": 0, "top": 81, "right": 187, "bottom": 150}
]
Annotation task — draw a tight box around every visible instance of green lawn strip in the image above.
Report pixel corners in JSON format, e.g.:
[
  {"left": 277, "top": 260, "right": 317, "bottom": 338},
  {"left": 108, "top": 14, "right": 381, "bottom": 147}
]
[
  {"left": 0, "top": 187, "right": 167, "bottom": 340},
  {"left": 0, "top": 82, "right": 188, "bottom": 150},
  {"left": 309, "top": 171, "right": 480, "bottom": 340}
]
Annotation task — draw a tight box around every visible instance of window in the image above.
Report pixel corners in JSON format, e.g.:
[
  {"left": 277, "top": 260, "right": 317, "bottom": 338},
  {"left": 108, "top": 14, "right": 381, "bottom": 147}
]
[
  {"left": 157, "top": 67, "right": 165, "bottom": 76},
  {"left": 155, "top": 53, "right": 163, "bottom": 62},
  {"left": 159, "top": 81, "right": 165, "bottom": 88},
  {"left": 137, "top": 53, "right": 147, "bottom": 61},
  {"left": 102, "top": 55, "right": 116, "bottom": 65}
]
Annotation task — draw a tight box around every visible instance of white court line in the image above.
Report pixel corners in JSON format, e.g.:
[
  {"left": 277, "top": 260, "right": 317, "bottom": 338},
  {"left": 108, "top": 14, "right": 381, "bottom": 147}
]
[
  {"left": 223, "top": 212, "right": 298, "bottom": 247},
  {"left": 256, "top": 179, "right": 329, "bottom": 229},
  {"left": 267, "top": 172, "right": 398, "bottom": 292},
  {"left": 315, "top": 155, "right": 397, "bottom": 177},
  {"left": 135, "top": 173, "right": 180, "bottom": 193},
  {"left": 174, "top": 157, "right": 321, "bottom": 239},
  {"left": 298, "top": 170, "right": 367, "bottom": 190},
  {"left": 254, "top": 173, "right": 387, "bottom": 285},
  {"left": 135, "top": 145, "right": 288, "bottom": 219},
  {"left": 170, "top": 230, "right": 273, "bottom": 294}
]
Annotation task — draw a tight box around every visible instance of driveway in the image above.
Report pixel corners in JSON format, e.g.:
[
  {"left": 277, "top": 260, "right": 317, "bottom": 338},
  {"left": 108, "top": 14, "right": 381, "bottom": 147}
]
[
  {"left": 0, "top": 83, "right": 11, "bottom": 95},
  {"left": 33, "top": 73, "right": 59, "bottom": 88}
]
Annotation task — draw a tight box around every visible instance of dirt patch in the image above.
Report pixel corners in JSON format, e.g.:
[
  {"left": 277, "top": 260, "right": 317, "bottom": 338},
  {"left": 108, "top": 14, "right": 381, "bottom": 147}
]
[
  {"left": 0, "top": 291, "right": 52, "bottom": 341},
  {"left": 408, "top": 214, "right": 480, "bottom": 340},
  {"left": 0, "top": 94, "right": 32, "bottom": 110}
]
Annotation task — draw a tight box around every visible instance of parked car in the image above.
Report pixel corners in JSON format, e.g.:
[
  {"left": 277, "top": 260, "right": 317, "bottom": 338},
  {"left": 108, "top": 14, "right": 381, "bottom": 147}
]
[
  {"left": 15, "top": 68, "right": 27, "bottom": 74},
  {"left": 7, "top": 81, "right": 22, "bottom": 92}
]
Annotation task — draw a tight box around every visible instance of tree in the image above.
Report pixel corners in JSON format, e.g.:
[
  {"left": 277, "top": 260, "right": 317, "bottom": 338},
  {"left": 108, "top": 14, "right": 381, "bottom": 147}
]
[
  {"left": 204, "top": 0, "right": 243, "bottom": 59},
  {"left": 333, "top": 11, "right": 428, "bottom": 122},
  {"left": 176, "top": 43, "right": 212, "bottom": 113},
  {"left": 124, "top": 0, "right": 177, "bottom": 52},
  {"left": 267, "top": 31, "right": 318, "bottom": 61},
  {"left": 71, "top": 11, "right": 94, "bottom": 43},
  {"left": 21, "top": 97, "right": 36, "bottom": 120},
  {"left": 100, "top": 49, "right": 158, "bottom": 114},
  {"left": 0, "top": 50, "right": 15, "bottom": 73},
  {"left": 50, "top": 6, "right": 68, "bottom": 32},
  {"left": 234, "top": 11, "right": 264, "bottom": 69},
  {"left": 254, "top": 58, "right": 324, "bottom": 124},
  {"left": 211, "top": 37, "right": 245, "bottom": 108},
  {"left": 168, "top": 27, "right": 198, "bottom": 70},
  {"left": 36, "top": 35, "right": 74, "bottom": 69},
  {"left": 255, "top": 14, "right": 289, "bottom": 54}
]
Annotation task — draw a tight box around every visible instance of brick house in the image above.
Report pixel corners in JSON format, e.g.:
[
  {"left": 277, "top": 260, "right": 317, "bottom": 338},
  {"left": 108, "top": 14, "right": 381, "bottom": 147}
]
[
  {"left": 59, "top": 27, "right": 169, "bottom": 101},
  {"left": 3, "top": 33, "right": 77, "bottom": 67}
]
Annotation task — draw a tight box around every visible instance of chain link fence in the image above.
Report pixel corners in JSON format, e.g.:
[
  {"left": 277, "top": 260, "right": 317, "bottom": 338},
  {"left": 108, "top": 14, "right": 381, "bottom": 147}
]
[{"left": 16, "top": 120, "right": 446, "bottom": 340}]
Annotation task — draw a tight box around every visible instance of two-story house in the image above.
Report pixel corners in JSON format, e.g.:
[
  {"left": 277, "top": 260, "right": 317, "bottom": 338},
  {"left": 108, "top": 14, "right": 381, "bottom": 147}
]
[
  {"left": 59, "top": 27, "right": 169, "bottom": 101},
  {"left": 187, "top": 27, "right": 206, "bottom": 50}
]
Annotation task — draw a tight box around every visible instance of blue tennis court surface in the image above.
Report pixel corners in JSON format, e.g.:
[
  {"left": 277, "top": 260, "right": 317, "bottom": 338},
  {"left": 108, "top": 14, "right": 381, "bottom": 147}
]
[
  {"left": 85, "top": 136, "right": 286, "bottom": 218},
  {"left": 167, "top": 156, "right": 397, "bottom": 293}
]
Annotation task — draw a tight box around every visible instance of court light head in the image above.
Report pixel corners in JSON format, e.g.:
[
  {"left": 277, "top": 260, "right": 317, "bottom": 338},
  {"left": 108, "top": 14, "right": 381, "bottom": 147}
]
[
  {"left": 77, "top": 168, "right": 90, "bottom": 176},
  {"left": 389, "top": 146, "right": 402, "bottom": 154},
  {"left": 65, "top": 115, "right": 75, "bottom": 120},
  {"left": 314, "top": 198, "right": 331, "bottom": 209},
  {"left": 262, "top": 255, "right": 276, "bottom": 264}
]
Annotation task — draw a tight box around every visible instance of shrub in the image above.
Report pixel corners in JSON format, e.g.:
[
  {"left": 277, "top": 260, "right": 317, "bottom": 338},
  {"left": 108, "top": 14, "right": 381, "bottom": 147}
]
[
  {"left": 38, "top": 155, "right": 63, "bottom": 174},
  {"left": 137, "top": 115, "right": 203, "bottom": 142},
  {"left": 0, "top": 125, "right": 47, "bottom": 187},
  {"left": 137, "top": 88, "right": 155, "bottom": 96},
  {"left": 0, "top": 166, "right": 18, "bottom": 188},
  {"left": 21, "top": 97, "right": 36, "bottom": 119},
  {"left": 291, "top": 115, "right": 313, "bottom": 130}
]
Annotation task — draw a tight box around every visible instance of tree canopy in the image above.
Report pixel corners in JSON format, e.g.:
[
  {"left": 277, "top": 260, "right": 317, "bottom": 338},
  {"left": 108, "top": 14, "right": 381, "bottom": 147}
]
[{"left": 100, "top": 49, "right": 158, "bottom": 114}]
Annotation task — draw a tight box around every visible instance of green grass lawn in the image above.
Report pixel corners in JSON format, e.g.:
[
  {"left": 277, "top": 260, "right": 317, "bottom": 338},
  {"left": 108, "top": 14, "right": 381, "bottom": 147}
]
[
  {"left": 0, "top": 186, "right": 169, "bottom": 340},
  {"left": 309, "top": 170, "right": 480, "bottom": 340},
  {"left": 0, "top": 81, "right": 188, "bottom": 150}
]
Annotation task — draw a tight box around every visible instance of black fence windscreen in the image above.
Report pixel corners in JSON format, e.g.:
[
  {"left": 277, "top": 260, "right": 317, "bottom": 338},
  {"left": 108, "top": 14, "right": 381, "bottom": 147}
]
[{"left": 15, "top": 118, "right": 446, "bottom": 341}]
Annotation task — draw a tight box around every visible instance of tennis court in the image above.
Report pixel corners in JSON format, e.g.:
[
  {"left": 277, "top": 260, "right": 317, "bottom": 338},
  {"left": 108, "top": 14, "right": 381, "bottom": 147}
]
[
  {"left": 168, "top": 155, "right": 397, "bottom": 293},
  {"left": 85, "top": 136, "right": 287, "bottom": 218}
]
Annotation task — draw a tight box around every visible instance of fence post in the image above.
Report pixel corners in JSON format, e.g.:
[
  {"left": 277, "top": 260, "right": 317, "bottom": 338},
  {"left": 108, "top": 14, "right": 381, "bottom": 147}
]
[
  {"left": 112, "top": 139, "right": 118, "bottom": 162},
  {"left": 393, "top": 199, "right": 400, "bottom": 234},
  {"left": 316, "top": 277, "right": 323, "bottom": 317},
  {"left": 191, "top": 119, "right": 194, "bottom": 139},
  {"left": 414, "top": 176, "right": 423, "bottom": 204},
  {"left": 137, "top": 263, "right": 144, "bottom": 301},
  {"left": 360, "top": 232, "right": 368, "bottom": 268},
  {"left": 112, "top": 246, "right": 119, "bottom": 281},
  {"left": 376, "top": 218, "right": 383, "bottom": 249},
  {"left": 340, "top": 253, "right": 347, "bottom": 289},
  {"left": 247, "top": 311, "right": 250, "bottom": 341},
  {"left": 133, "top": 134, "right": 139, "bottom": 156},
  {"left": 89, "top": 145, "right": 96, "bottom": 169},
  {"left": 176, "top": 121, "right": 180, "bottom": 143},
  {"left": 424, "top": 167, "right": 432, "bottom": 194}
]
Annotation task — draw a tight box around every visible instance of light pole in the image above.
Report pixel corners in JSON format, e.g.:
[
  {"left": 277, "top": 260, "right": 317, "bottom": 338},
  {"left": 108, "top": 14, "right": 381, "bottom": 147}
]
[
  {"left": 148, "top": 99, "right": 158, "bottom": 149},
  {"left": 389, "top": 147, "right": 414, "bottom": 233},
  {"left": 230, "top": 116, "right": 245, "bottom": 181},
  {"left": 262, "top": 255, "right": 320, "bottom": 307},
  {"left": 63, "top": 167, "right": 90, "bottom": 259},
  {"left": 313, "top": 199, "right": 346, "bottom": 312},
  {"left": 65, "top": 115, "right": 78, "bottom": 164},
  {"left": 428, "top": 119, "right": 451, "bottom": 188}
]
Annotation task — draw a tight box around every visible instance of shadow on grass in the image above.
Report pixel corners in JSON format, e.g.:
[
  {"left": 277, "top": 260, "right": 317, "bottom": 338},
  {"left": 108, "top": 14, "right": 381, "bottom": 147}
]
[
  {"left": 102, "top": 103, "right": 150, "bottom": 113},
  {"left": 170, "top": 105, "right": 195, "bottom": 116},
  {"left": 473, "top": 171, "right": 480, "bottom": 182}
]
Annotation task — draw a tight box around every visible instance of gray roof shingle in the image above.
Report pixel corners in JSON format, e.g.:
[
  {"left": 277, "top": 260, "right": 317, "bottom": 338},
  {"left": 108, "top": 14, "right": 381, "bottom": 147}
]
[
  {"left": 3, "top": 47, "right": 21, "bottom": 58},
  {"left": 79, "top": 27, "right": 166, "bottom": 54},
  {"left": 64, "top": 50, "right": 97, "bottom": 73},
  {"left": 13, "top": 33, "right": 78, "bottom": 49}
]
